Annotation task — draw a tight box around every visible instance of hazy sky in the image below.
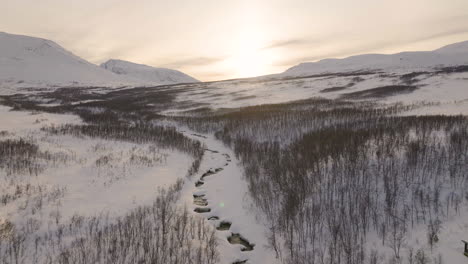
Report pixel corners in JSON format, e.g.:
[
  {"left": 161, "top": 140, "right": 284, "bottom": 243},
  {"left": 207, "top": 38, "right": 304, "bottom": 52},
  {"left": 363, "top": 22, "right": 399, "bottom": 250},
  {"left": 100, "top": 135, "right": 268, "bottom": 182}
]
[{"left": 2, "top": 0, "right": 468, "bottom": 81}]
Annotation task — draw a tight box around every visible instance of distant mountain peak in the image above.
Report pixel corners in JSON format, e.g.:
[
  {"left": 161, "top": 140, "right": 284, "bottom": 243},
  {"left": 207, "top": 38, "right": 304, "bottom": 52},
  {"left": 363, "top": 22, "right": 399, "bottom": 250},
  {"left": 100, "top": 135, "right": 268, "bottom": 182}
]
[{"left": 100, "top": 59, "right": 199, "bottom": 85}]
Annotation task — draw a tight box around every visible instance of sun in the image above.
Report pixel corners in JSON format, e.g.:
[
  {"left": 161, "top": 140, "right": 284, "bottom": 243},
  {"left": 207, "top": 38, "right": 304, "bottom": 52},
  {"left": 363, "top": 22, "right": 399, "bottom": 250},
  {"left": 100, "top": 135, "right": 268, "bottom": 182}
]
[
  {"left": 230, "top": 48, "right": 267, "bottom": 78},
  {"left": 223, "top": 23, "right": 277, "bottom": 79},
  {"left": 217, "top": 3, "right": 280, "bottom": 79}
]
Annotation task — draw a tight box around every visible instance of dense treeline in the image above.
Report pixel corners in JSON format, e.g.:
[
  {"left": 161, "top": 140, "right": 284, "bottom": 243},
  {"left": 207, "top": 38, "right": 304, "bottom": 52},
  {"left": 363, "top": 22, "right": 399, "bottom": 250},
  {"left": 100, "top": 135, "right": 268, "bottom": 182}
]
[
  {"left": 0, "top": 139, "right": 41, "bottom": 176},
  {"left": 180, "top": 99, "right": 468, "bottom": 264},
  {"left": 0, "top": 138, "right": 72, "bottom": 177}
]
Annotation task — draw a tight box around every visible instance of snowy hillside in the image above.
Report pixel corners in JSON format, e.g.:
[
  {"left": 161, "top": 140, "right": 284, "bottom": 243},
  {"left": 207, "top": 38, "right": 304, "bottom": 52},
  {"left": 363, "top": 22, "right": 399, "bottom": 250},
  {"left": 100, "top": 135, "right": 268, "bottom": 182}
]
[
  {"left": 100, "top": 59, "right": 199, "bottom": 85},
  {"left": 0, "top": 32, "right": 198, "bottom": 94},
  {"left": 283, "top": 40, "right": 468, "bottom": 76},
  {"left": 0, "top": 32, "right": 137, "bottom": 90}
]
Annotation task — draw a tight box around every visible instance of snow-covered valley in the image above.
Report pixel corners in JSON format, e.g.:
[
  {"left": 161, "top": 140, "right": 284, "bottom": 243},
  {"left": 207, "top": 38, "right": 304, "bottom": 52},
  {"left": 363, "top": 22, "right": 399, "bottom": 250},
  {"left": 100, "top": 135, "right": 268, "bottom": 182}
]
[{"left": 1, "top": 34, "right": 468, "bottom": 264}]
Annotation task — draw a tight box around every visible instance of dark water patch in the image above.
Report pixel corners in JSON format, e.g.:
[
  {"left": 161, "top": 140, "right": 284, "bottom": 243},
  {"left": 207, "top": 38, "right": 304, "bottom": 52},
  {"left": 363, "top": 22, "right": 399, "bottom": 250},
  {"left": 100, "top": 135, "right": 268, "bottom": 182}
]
[
  {"left": 228, "top": 233, "right": 255, "bottom": 251},
  {"left": 195, "top": 180, "right": 204, "bottom": 187},
  {"left": 194, "top": 207, "right": 211, "bottom": 213},
  {"left": 201, "top": 169, "right": 216, "bottom": 179},
  {"left": 232, "top": 260, "right": 248, "bottom": 264},
  {"left": 191, "top": 133, "right": 208, "bottom": 139},
  {"left": 216, "top": 221, "right": 232, "bottom": 231},
  {"left": 208, "top": 216, "right": 220, "bottom": 220},
  {"left": 194, "top": 196, "right": 208, "bottom": 206}
]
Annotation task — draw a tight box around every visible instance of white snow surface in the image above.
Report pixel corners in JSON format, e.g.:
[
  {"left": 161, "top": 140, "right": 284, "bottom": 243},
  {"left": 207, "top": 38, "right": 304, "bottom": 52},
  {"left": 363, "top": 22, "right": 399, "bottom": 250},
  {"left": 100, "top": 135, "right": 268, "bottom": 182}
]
[
  {"left": 101, "top": 59, "right": 199, "bottom": 85},
  {"left": 283, "top": 40, "right": 468, "bottom": 76}
]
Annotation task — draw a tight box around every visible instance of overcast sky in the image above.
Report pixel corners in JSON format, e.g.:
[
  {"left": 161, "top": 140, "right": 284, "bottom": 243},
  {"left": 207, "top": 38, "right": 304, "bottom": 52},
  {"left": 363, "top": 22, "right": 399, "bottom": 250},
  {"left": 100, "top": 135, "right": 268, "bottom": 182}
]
[{"left": 2, "top": 0, "right": 468, "bottom": 81}]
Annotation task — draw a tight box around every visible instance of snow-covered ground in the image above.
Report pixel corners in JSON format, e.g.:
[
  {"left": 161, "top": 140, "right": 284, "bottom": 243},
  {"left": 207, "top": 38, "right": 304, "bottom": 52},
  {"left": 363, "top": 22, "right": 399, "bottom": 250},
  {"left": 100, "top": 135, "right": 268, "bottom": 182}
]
[
  {"left": 0, "top": 105, "right": 192, "bottom": 236},
  {"left": 365, "top": 207, "right": 468, "bottom": 264},
  {"left": 165, "top": 70, "right": 468, "bottom": 115}
]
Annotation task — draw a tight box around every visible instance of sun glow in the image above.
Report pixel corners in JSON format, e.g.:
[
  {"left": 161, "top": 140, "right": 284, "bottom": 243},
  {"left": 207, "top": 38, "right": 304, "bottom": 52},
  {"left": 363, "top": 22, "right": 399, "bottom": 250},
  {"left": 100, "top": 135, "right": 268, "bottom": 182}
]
[{"left": 221, "top": 5, "right": 279, "bottom": 79}]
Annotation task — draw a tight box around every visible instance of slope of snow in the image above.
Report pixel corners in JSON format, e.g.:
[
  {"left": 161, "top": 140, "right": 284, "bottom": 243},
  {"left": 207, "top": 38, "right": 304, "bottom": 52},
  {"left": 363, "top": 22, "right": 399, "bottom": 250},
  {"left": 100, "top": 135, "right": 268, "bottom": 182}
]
[
  {"left": 101, "top": 59, "right": 199, "bottom": 85},
  {"left": 434, "top": 40, "right": 468, "bottom": 54},
  {"left": 283, "top": 40, "right": 468, "bottom": 76},
  {"left": 0, "top": 32, "right": 137, "bottom": 90}
]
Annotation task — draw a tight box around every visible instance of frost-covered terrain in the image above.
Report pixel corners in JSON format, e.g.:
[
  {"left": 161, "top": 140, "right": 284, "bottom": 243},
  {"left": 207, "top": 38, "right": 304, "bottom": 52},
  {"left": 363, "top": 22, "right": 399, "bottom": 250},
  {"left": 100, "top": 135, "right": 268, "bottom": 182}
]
[{"left": 101, "top": 59, "right": 199, "bottom": 85}]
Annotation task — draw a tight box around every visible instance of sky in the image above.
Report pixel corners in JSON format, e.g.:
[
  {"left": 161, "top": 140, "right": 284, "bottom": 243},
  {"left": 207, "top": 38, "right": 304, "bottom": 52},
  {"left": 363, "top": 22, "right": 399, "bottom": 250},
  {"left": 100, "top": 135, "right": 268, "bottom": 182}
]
[{"left": 2, "top": 0, "right": 468, "bottom": 81}]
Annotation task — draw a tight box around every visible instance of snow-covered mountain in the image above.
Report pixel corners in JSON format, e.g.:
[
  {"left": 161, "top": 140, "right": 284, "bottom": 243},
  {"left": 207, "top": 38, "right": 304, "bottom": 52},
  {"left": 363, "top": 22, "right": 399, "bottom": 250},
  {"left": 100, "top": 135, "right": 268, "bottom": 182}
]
[
  {"left": 0, "top": 32, "right": 137, "bottom": 90},
  {"left": 283, "top": 40, "right": 468, "bottom": 76},
  {"left": 0, "top": 32, "right": 198, "bottom": 93},
  {"left": 100, "top": 59, "right": 199, "bottom": 85}
]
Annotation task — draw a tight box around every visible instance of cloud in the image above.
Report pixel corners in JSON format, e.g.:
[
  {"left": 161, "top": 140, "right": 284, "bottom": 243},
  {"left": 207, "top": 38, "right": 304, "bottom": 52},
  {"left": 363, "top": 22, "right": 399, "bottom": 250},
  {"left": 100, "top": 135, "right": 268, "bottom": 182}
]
[
  {"left": 411, "top": 26, "right": 468, "bottom": 44},
  {"left": 262, "top": 38, "right": 312, "bottom": 50},
  {"left": 160, "top": 56, "right": 225, "bottom": 68}
]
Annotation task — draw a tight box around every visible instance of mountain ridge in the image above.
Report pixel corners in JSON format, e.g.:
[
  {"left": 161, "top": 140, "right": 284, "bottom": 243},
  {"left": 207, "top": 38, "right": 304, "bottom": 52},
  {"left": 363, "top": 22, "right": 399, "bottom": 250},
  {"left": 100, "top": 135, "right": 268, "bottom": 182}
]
[{"left": 283, "top": 40, "right": 468, "bottom": 77}]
